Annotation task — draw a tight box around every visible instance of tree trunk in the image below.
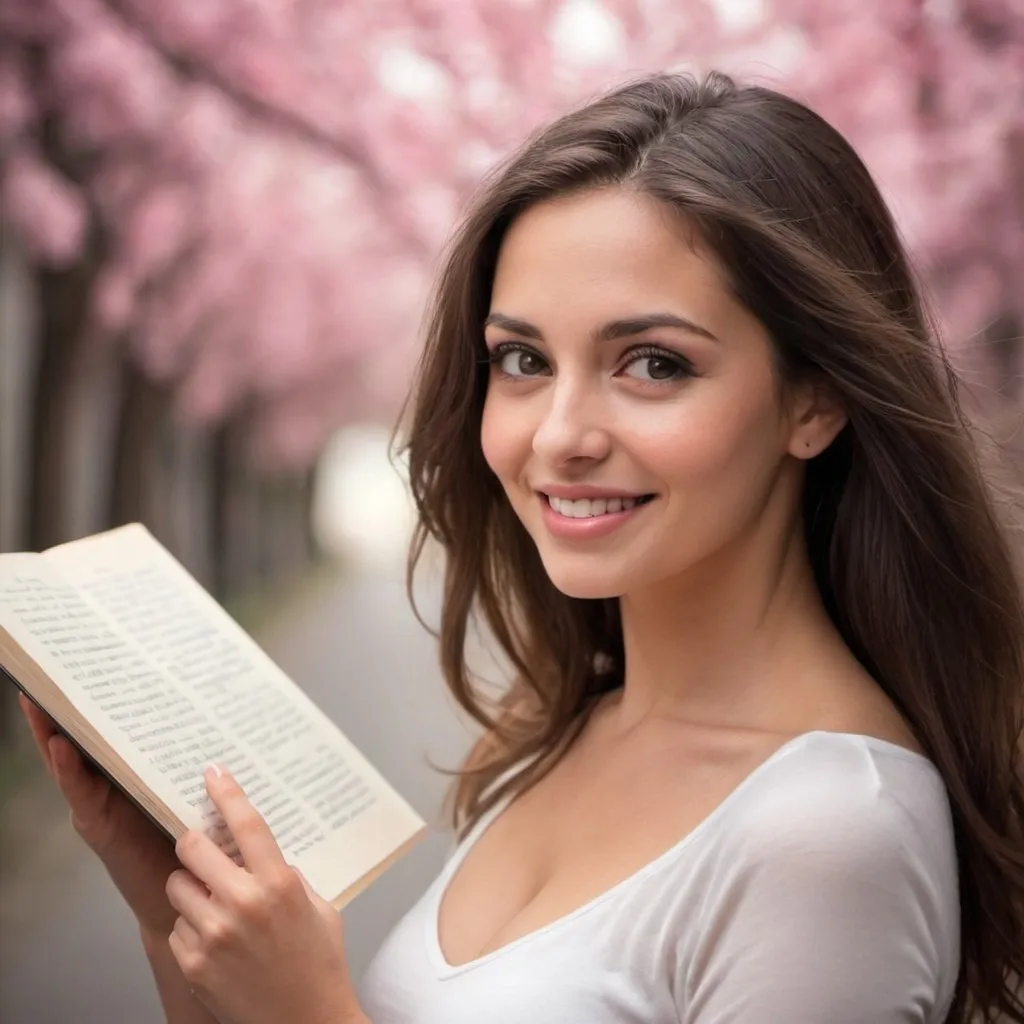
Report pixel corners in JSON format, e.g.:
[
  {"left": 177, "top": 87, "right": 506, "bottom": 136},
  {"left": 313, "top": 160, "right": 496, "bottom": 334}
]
[
  {"left": 0, "top": 222, "right": 15, "bottom": 556},
  {"left": 252, "top": 476, "right": 272, "bottom": 587},
  {"left": 27, "top": 226, "right": 106, "bottom": 552},
  {"left": 209, "top": 420, "right": 234, "bottom": 602},
  {"left": 300, "top": 465, "right": 320, "bottom": 562},
  {"left": 0, "top": 224, "right": 13, "bottom": 743},
  {"left": 107, "top": 352, "right": 172, "bottom": 531}
]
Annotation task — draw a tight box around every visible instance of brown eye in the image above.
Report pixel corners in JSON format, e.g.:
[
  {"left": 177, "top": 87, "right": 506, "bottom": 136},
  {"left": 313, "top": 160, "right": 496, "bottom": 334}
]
[
  {"left": 491, "top": 344, "right": 551, "bottom": 378},
  {"left": 631, "top": 357, "right": 678, "bottom": 380},
  {"left": 619, "top": 348, "right": 693, "bottom": 383}
]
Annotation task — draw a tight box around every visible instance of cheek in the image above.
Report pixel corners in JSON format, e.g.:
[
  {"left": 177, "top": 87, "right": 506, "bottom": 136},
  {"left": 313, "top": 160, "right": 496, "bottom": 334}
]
[
  {"left": 637, "top": 387, "right": 782, "bottom": 498},
  {"left": 480, "top": 392, "right": 529, "bottom": 486}
]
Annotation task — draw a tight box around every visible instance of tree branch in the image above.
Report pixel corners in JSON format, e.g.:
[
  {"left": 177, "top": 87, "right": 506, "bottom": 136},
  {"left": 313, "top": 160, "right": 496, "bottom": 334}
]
[
  {"left": 96, "top": 0, "right": 431, "bottom": 256},
  {"left": 98, "top": 0, "right": 367, "bottom": 165}
]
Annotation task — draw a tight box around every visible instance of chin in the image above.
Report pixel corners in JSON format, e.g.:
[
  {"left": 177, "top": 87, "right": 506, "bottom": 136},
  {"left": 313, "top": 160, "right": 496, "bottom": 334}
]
[{"left": 538, "top": 555, "right": 629, "bottom": 601}]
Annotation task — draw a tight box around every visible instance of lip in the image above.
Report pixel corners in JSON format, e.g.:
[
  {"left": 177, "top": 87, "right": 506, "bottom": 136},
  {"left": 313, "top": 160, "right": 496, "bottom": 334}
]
[{"left": 538, "top": 491, "right": 654, "bottom": 541}]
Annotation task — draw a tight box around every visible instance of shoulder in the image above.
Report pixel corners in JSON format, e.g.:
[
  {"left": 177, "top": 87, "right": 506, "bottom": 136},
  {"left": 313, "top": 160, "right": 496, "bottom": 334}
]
[
  {"left": 717, "top": 730, "right": 953, "bottom": 854},
  {"left": 674, "top": 734, "right": 960, "bottom": 1022}
]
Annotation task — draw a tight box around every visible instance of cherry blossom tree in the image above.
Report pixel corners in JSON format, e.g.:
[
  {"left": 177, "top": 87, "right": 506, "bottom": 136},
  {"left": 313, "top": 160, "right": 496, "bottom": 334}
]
[
  {"left": 695, "top": 0, "right": 1024, "bottom": 397},
  {"left": 1, "top": 0, "right": 1021, "bottom": 555},
  {"left": 0, "top": 0, "right": 644, "bottom": 550}
]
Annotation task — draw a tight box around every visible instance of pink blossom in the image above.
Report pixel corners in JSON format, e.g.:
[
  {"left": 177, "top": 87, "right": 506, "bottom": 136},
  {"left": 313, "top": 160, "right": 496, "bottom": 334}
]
[
  {"left": 2, "top": 151, "right": 88, "bottom": 266},
  {"left": 3, "top": 0, "right": 1020, "bottom": 468},
  {"left": 0, "top": 52, "right": 34, "bottom": 144},
  {"left": 91, "top": 267, "right": 136, "bottom": 332}
]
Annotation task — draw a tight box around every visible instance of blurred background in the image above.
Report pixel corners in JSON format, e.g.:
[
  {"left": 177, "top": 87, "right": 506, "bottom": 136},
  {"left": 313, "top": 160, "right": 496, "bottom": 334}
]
[{"left": 0, "top": 0, "right": 1021, "bottom": 1020}]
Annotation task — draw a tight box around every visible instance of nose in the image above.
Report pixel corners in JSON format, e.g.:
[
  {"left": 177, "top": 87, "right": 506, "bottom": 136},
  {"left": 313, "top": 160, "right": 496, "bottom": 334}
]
[{"left": 531, "top": 380, "right": 611, "bottom": 467}]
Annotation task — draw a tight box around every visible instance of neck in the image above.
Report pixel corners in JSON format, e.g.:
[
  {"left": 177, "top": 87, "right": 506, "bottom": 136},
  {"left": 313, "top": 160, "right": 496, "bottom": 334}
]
[{"left": 608, "top": 516, "right": 843, "bottom": 736}]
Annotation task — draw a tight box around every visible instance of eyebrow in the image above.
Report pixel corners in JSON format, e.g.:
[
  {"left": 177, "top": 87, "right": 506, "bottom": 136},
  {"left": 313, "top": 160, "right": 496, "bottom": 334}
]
[{"left": 483, "top": 311, "right": 720, "bottom": 344}]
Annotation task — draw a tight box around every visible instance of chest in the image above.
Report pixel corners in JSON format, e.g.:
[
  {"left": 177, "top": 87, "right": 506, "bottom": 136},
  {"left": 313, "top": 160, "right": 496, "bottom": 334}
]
[
  {"left": 436, "top": 736, "right": 773, "bottom": 969},
  {"left": 359, "top": 890, "right": 681, "bottom": 1024}
]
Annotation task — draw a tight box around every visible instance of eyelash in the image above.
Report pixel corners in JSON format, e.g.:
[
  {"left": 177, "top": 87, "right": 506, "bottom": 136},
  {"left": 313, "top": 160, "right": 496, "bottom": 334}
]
[{"left": 485, "top": 341, "right": 696, "bottom": 383}]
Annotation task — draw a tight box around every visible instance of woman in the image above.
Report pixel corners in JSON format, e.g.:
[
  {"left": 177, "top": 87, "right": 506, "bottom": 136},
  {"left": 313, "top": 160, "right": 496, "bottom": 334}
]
[{"left": 20, "top": 71, "right": 1024, "bottom": 1023}]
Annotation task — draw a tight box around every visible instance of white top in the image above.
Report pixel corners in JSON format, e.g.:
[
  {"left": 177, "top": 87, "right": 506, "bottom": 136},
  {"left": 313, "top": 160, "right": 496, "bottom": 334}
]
[{"left": 358, "top": 731, "right": 960, "bottom": 1023}]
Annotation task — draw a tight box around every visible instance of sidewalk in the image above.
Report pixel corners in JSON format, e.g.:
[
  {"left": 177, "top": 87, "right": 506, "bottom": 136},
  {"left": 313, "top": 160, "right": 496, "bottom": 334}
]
[{"left": 0, "top": 559, "right": 478, "bottom": 1024}]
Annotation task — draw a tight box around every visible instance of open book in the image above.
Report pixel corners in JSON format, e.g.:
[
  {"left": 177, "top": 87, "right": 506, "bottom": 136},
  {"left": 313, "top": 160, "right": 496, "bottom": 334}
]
[{"left": 0, "top": 523, "right": 426, "bottom": 909}]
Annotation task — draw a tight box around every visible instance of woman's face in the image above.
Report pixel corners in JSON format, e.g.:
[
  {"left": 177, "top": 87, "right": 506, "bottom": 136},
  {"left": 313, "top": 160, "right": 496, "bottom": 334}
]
[{"left": 480, "top": 187, "right": 832, "bottom": 600}]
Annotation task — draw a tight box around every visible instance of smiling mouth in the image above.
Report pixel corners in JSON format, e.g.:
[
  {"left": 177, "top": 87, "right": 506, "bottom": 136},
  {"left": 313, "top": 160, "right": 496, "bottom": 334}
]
[{"left": 544, "top": 493, "right": 656, "bottom": 519}]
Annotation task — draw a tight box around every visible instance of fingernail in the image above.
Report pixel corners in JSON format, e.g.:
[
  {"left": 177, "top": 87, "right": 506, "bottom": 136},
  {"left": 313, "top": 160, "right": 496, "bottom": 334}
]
[{"left": 205, "top": 763, "right": 225, "bottom": 779}]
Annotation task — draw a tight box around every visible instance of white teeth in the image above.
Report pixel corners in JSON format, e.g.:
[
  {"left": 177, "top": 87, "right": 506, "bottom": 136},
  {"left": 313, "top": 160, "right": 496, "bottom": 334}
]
[{"left": 547, "top": 495, "right": 643, "bottom": 518}]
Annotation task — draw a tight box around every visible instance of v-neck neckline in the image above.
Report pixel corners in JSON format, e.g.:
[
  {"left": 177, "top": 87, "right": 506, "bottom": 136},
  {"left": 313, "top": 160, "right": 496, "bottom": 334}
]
[{"left": 426, "top": 729, "right": 936, "bottom": 979}]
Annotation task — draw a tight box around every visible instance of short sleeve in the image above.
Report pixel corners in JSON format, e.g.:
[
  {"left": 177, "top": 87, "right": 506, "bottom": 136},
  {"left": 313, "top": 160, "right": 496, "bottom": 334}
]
[{"left": 676, "top": 762, "right": 958, "bottom": 1024}]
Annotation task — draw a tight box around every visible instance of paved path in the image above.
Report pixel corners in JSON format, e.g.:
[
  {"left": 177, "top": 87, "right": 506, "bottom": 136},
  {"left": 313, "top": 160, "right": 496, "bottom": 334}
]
[{"left": 0, "top": 559, "right": 481, "bottom": 1024}]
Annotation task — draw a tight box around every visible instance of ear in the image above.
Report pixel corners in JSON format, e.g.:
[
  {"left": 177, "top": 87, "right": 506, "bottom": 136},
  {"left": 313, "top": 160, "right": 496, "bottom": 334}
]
[{"left": 786, "top": 379, "right": 847, "bottom": 460}]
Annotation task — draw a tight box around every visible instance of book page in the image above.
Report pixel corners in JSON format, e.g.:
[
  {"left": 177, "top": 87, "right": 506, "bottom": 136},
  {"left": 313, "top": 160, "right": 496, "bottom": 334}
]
[
  {"left": 0, "top": 554, "right": 245, "bottom": 836},
  {"left": 42, "top": 525, "right": 424, "bottom": 898}
]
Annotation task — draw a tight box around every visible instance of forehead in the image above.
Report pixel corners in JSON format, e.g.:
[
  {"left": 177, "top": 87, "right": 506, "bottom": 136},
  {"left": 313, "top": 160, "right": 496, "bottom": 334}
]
[{"left": 489, "top": 188, "right": 734, "bottom": 320}]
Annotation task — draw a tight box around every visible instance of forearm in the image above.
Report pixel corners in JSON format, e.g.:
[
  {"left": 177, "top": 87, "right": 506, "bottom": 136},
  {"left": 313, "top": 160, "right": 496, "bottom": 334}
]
[{"left": 140, "top": 927, "right": 220, "bottom": 1024}]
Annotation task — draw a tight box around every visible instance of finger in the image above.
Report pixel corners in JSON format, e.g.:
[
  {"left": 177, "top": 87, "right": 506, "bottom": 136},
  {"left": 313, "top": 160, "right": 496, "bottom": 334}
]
[
  {"left": 165, "top": 868, "right": 213, "bottom": 930},
  {"left": 20, "top": 696, "right": 59, "bottom": 776},
  {"left": 175, "top": 828, "right": 248, "bottom": 899},
  {"left": 50, "top": 735, "right": 109, "bottom": 823},
  {"left": 168, "top": 915, "right": 203, "bottom": 978},
  {"left": 204, "top": 765, "right": 285, "bottom": 875},
  {"left": 172, "top": 913, "right": 203, "bottom": 950}
]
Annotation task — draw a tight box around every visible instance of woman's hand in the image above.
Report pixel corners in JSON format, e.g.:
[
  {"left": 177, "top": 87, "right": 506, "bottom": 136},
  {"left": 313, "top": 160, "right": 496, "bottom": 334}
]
[
  {"left": 18, "top": 694, "right": 182, "bottom": 936},
  {"left": 166, "top": 765, "right": 368, "bottom": 1024}
]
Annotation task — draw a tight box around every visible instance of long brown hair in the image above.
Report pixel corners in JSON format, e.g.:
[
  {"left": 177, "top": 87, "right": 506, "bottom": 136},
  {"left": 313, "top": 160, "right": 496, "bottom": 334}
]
[{"left": 399, "top": 71, "right": 1024, "bottom": 1022}]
